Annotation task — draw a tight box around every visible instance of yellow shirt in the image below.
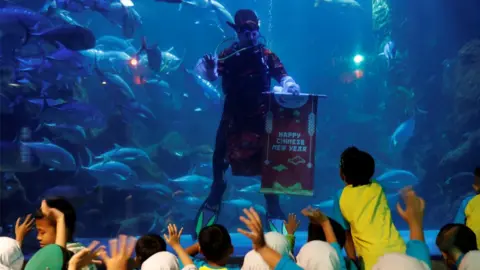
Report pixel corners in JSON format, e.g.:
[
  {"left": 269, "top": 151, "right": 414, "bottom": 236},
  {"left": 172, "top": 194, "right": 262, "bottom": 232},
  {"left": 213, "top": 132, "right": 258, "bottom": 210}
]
[
  {"left": 465, "top": 194, "right": 480, "bottom": 248},
  {"left": 334, "top": 181, "right": 406, "bottom": 270}
]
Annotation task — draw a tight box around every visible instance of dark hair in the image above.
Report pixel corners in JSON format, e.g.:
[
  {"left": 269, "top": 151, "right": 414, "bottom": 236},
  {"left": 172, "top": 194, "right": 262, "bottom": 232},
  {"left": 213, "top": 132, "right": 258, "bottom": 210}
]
[
  {"left": 340, "top": 146, "right": 375, "bottom": 187},
  {"left": 474, "top": 167, "right": 480, "bottom": 177},
  {"left": 62, "top": 249, "right": 75, "bottom": 270},
  {"left": 135, "top": 234, "right": 167, "bottom": 265},
  {"left": 307, "top": 218, "right": 346, "bottom": 248},
  {"left": 199, "top": 224, "right": 232, "bottom": 262},
  {"left": 40, "top": 197, "right": 77, "bottom": 242},
  {"left": 436, "top": 224, "right": 478, "bottom": 253}
]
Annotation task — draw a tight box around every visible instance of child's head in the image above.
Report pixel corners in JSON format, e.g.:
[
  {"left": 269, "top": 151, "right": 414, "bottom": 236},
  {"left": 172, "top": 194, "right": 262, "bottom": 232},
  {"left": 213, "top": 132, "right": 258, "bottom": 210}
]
[
  {"left": 340, "top": 146, "right": 375, "bottom": 187},
  {"left": 198, "top": 224, "right": 233, "bottom": 265},
  {"left": 135, "top": 234, "right": 167, "bottom": 267},
  {"left": 35, "top": 197, "right": 76, "bottom": 247},
  {"left": 436, "top": 223, "right": 478, "bottom": 267},
  {"left": 0, "top": 237, "right": 24, "bottom": 270},
  {"left": 307, "top": 218, "right": 346, "bottom": 248}
]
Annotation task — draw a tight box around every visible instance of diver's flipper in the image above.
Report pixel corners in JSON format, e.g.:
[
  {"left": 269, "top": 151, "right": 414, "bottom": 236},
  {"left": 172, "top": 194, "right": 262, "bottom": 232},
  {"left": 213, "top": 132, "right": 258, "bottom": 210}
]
[
  {"left": 266, "top": 217, "right": 288, "bottom": 235},
  {"left": 192, "top": 200, "right": 221, "bottom": 240}
]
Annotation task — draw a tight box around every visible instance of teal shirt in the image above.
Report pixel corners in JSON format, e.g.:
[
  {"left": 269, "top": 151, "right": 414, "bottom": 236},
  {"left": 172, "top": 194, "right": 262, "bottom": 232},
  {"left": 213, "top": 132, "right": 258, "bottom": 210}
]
[
  {"left": 180, "top": 257, "right": 240, "bottom": 270},
  {"left": 405, "top": 240, "right": 432, "bottom": 269},
  {"left": 330, "top": 242, "right": 358, "bottom": 270},
  {"left": 273, "top": 255, "right": 303, "bottom": 270}
]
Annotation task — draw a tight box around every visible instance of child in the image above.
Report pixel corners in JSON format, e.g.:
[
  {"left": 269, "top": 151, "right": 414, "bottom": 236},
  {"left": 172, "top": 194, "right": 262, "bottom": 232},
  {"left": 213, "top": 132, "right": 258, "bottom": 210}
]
[
  {"left": 306, "top": 215, "right": 357, "bottom": 269},
  {"left": 35, "top": 197, "right": 97, "bottom": 270},
  {"left": 185, "top": 224, "right": 239, "bottom": 270},
  {"left": 436, "top": 223, "right": 478, "bottom": 269},
  {"left": 454, "top": 167, "right": 480, "bottom": 248},
  {"left": 24, "top": 244, "right": 74, "bottom": 270},
  {"left": 238, "top": 208, "right": 303, "bottom": 270},
  {"left": 331, "top": 147, "right": 406, "bottom": 270},
  {"left": 0, "top": 237, "right": 24, "bottom": 270},
  {"left": 373, "top": 187, "right": 432, "bottom": 270},
  {"left": 134, "top": 234, "right": 167, "bottom": 267},
  {"left": 308, "top": 218, "right": 346, "bottom": 247},
  {"left": 242, "top": 232, "right": 293, "bottom": 270}
]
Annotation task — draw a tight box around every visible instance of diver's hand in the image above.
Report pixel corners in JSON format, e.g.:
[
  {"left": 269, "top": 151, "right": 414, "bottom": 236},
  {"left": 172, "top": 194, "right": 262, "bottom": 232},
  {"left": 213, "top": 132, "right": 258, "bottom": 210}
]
[
  {"left": 285, "top": 82, "right": 300, "bottom": 95},
  {"left": 281, "top": 76, "right": 300, "bottom": 95},
  {"left": 203, "top": 54, "right": 217, "bottom": 70}
]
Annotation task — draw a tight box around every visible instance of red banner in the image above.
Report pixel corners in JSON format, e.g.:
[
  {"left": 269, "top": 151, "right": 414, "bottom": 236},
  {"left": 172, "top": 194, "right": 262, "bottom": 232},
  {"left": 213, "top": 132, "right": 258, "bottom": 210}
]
[{"left": 261, "top": 93, "right": 319, "bottom": 196}]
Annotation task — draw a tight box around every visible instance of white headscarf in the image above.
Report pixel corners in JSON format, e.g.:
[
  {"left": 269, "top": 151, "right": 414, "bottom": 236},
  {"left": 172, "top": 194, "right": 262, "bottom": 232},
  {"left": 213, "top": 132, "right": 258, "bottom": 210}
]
[
  {"left": 458, "top": 250, "right": 480, "bottom": 270},
  {"left": 296, "top": 241, "right": 341, "bottom": 270},
  {"left": 0, "top": 237, "right": 24, "bottom": 270},
  {"left": 372, "top": 253, "right": 429, "bottom": 270},
  {"left": 141, "top": 251, "right": 180, "bottom": 270},
  {"left": 242, "top": 232, "right": 292, "bottom": 270}
]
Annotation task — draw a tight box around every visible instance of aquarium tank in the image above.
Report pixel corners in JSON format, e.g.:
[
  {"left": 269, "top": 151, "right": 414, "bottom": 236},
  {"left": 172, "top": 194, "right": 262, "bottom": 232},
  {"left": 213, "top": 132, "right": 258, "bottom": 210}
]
[{"left": 1, "top": 0, "right": 479, "bottom": 259}]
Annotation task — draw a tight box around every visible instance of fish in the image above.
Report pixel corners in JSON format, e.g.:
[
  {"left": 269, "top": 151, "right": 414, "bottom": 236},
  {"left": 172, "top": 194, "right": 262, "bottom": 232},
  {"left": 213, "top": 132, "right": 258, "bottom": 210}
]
[
  {"left": 238, "top": 184, "right": 260, "bottom": 193},
  {"left": 445, "top": 172, "right": 474, "bottom": 185},
  {"left": 32, "top": 25, "right": 96, "bottom": 51},
  {"left": 314, "top": 0, "right": 362, "bottom": 8},
  {"left": 155, "top": 0, "right": 205, "bottom": 9},
  {"left": 390, "top": 117, "right": 415, "bottom": 149},
  {"left": 169, "top": 174, "right": 212, "bottom": 191},
  {"left": 120, "top": 101, "right": 156, "bottom": 123},
  {"left": 22, "top": 138, "right": 77, "bottom": 171},
  {"left": 184, "top": 68, "right": 221, "bottom": 103},
  {"left": 84, "top": 160, "right": 139, "bottom": 189},
  {"left": 122, "top": 6, "right": 142, "bottom": 38},
  {"left": 115, "top": 211, "right": 164, "bottom": 235},
  {"left": 98, "top": 2, "right": 141, "bottom": 38},
  {"left": 181, "top": 196, "right": 204, "bottom": 207},
  {"left": 135, "top": 37, "right": 162, "bottom": 72},
  {"left": 209, "top": 0, "right": 234, "bottom": 27},
  {"left": 379, "top": 41, "right": 397, "bottom": 67},
  {"left": 143, "top": 78, "right": 170, "bottom": 90},
  {"left": 53, "top": 0, "right": 89, "bottom": 12},
  {"left": 376, "top": 169, "right": 419, "bottom": 193},
  {"left": 119, "top": 0, "right": 134, "bottom": 7},
  {"left": 0, "top": 7, "right": 48, "bottom": 44},
  {"left": 95, "top": 67, "right": 135, "bottom": 103},
  {"left": 36, "top": 99, "right": 106, "bottom": 129},
  {"left": 161, "top": 48, "right": 184, "bottom": 72},
  {"left": 95, "top": 144, "right": 152, "bottom": 167},
  {"left": 40, "top": 123, "right": 87, "bottom": 144},
  {"left": 224, "top": 198, "right": 266, "bottom": 215},
  {"left": 43, "top": 6, "right": 82, "bottom": 26},
  {"left": 96, "top": 35, "right": 134, "bottom": 51},
  {"left": 135, "top": 183, "right": 173, "bottom": 195},
  {"left": 40, "top": 185, "right": 101, "bottom": 205}
]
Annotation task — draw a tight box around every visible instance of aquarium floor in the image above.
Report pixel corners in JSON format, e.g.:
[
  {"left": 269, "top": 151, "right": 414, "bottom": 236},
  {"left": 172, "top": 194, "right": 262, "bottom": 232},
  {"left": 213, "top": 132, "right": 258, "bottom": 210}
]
[{"left": 77, "top": 229, "right": 441, "bottom": 257}]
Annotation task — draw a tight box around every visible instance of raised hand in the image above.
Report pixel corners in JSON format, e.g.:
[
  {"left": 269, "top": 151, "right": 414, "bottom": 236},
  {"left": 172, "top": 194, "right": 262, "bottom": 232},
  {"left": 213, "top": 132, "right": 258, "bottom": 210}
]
[
  {"left": 164, "top": 224, "right": 183, "bottom": 247},
  {"left": 98, "top": 235, "right": 136, "bottom": 270},
  {"left": 237, "top": 207, "right": 266, "bottom": 250},
  {"left": 284, "top": 213, "right": 300, "bottom": 235}
]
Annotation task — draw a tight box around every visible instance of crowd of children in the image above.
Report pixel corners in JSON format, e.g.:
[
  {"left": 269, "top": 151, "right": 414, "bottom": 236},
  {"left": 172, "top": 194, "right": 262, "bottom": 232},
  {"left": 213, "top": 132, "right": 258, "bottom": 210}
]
[{"left": 1, "top": 147, "right": 479, "bottom": 270}]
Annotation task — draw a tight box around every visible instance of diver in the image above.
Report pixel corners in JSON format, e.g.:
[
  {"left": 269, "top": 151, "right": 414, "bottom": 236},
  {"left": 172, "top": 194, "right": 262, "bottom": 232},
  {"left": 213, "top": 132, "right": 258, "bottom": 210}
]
[{"left": 193, "top": 9, "right": 301, "bottom": 240}]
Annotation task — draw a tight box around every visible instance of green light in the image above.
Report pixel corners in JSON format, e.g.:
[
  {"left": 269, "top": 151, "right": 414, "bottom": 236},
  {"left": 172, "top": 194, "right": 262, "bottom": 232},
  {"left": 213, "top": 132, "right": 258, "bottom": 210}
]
[{"left": 353, "top": 54, "right": 364, "bottom": 65}]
